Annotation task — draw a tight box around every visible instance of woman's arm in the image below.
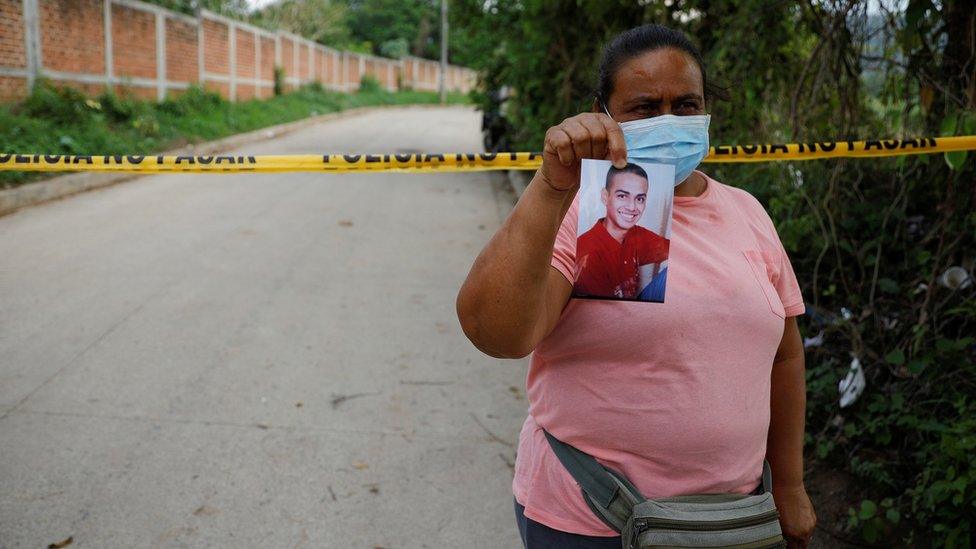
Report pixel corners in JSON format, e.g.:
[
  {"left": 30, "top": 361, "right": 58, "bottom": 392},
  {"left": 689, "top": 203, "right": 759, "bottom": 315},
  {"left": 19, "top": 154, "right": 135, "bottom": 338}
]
[
  {"left": 456, "top": 113, "right": 626, "bottom": 358},
  {"left": 767, "top": 316, "right": 817, "bottom": 547}
]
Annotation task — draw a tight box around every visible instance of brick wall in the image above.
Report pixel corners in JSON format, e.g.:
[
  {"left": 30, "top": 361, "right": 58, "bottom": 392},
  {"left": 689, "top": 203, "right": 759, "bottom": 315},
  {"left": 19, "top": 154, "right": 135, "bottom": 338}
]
[
  {"left": 280, "top": 37, "right": 294, "bottom": 90},
  {"left": 258, "top": 35, "right": 274, "bottom": 98},
  {"left": 112, "top": 4, "right": 154, "bottom": 79},
  {"left": 202, "top": 18, "right": 228, "bottom": 76},
  {"left": 165, "top": 16, "right": 198, "bottom": 84},
  {"left": 0, "top": 0, "right": 27, "bottom": 101},
  {"left": 324, "top": 49, "right": 337, "bottom": 90},
  {"left": 41, "top": 0, "right": 104, "bottom": 74},
  {"left": 235, "top": 29, "right": 254, "bottom": 78},
  {"left": 0, "top": 0, "right": 477, "bottom": 103},
  {"left": 0, "top": 0, "right": 26, "bottom": 69}
]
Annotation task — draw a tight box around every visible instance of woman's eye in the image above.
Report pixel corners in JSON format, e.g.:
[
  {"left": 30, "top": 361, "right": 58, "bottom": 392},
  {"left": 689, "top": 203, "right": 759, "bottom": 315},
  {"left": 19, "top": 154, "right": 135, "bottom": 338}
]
[{"left": 637, "top": 197, "right": 645, "bottom": 204}]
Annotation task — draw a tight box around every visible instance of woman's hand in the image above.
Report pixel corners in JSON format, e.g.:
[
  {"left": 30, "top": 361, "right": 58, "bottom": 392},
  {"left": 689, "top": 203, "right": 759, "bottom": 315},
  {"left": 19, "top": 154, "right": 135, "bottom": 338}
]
[
  {"left": 539, "top": 113, "right": 628, "bottom": 192},
  {"left": 773, "top": 484, "right": 817, "bottom": 548}
]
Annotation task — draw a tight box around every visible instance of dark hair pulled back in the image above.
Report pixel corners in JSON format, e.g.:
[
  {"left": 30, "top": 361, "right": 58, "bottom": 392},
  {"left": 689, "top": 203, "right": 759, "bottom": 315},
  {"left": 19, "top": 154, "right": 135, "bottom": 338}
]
[{"left": 596, "top": 24, "right": 726, "bottom": 108}]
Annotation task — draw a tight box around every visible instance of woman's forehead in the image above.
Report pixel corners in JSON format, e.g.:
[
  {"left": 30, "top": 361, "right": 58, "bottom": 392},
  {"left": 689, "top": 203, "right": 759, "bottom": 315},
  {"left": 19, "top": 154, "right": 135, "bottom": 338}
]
[{"left": 613, "top": 48, "right": 703, "bottom": 100}]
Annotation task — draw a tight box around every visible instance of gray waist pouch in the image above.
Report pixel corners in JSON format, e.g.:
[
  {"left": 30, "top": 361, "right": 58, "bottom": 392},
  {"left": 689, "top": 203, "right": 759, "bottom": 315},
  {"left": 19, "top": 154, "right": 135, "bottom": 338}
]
[{"left": 544, "top": 430, "right": 786, "bottom": 549}]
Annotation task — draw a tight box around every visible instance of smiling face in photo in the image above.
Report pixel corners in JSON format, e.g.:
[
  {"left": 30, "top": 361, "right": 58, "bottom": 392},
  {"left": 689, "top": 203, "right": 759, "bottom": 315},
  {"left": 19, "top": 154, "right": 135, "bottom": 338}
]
[{"left": 602, "top": 172, "right": 649, "bottom": 232}]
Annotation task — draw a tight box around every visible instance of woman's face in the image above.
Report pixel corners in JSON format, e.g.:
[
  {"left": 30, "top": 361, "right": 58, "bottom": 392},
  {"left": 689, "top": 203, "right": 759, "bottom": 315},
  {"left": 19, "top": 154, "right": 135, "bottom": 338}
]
[{"left": 604, "top": 48, "right": 706, "bottom": 123}]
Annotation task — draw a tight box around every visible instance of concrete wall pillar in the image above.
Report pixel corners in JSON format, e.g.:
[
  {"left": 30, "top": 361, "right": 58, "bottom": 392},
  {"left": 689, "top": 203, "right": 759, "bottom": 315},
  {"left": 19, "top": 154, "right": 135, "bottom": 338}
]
[
  {"left": 307, "top": 41, "right": 313, "bottom": 83},
  {"left": 22, "top": 0, "right": 41, "bottom": 91},
  {"left": 104, "top": 0, "right": 114, "bottom": 88},
  {"left": 254, "top": 30, "right": 260, "bottom": 97},
  {"left": 228, "top": 22, "right": 236, "bottom": 100},
  {"left": 197, "top": 13, "right": 205, "bottom": 86},
  {"left": 155, "top": 12, "right": 165, "bottom": 100},
  {"left": 292, "top": 37, "right": 298, "bottom": 85}
]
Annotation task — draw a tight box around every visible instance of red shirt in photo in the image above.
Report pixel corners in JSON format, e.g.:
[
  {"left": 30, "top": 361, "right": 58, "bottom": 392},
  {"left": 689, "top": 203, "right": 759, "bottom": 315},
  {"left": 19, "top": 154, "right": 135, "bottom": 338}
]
[{"left": 573, "top": 219, "right": 670, "bottom": 298}]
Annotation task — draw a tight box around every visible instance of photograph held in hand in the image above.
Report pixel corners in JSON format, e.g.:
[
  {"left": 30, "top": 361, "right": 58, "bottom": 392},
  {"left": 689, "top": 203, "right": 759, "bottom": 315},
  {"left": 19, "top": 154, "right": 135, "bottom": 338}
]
[{"left": 573, "top": 159, "right": 674, "bottom": 302}]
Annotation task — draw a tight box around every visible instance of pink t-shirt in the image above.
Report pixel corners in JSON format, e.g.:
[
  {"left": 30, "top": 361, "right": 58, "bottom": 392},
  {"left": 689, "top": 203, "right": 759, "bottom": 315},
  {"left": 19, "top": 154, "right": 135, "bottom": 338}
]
[{"left": 512, "top": 172, "right": 805, "bottom": 536}]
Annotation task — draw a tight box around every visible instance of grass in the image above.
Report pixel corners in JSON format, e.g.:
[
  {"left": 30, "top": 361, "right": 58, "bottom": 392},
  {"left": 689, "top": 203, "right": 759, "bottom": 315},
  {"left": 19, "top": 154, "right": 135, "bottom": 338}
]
[{"left": 0, "top": 81, "right": 470, "bottom": 189}]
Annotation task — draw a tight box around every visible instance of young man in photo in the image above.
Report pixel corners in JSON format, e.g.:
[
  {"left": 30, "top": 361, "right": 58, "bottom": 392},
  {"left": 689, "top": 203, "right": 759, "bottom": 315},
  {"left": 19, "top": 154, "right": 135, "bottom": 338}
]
[{"left": 574, "top": 163, "right": 670, "bottom": 299}]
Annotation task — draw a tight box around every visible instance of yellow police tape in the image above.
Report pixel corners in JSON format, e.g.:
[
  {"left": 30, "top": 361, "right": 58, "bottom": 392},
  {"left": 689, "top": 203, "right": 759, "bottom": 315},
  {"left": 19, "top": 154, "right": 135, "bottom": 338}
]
[{"left": 1, "top": 136, "right": 973, "bottom": 174}]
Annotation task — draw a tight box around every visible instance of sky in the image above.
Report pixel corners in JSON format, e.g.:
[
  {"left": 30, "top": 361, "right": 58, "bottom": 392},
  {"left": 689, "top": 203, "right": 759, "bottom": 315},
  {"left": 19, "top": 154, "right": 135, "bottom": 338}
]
[{"left": 246, "top": 0, "right": 276, "bottom": 10}]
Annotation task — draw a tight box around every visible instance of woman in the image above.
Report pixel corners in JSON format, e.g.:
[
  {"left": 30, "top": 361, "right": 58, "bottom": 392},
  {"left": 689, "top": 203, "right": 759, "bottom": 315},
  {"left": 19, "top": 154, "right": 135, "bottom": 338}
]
[{"left": 456, "top": 25, "right": 817, "bottom": 548}]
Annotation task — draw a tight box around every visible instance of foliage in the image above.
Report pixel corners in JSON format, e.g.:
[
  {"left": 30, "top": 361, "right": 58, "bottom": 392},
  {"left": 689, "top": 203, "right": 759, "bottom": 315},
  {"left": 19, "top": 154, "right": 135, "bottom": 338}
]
[
  {"left": 274, "top": 66, "right": 285, "bottom": 97},
  {"left": 343, "top": 0, "right": 440, "bottom": 58},
  {"left": 251, "top": 0, "right": 354, "bottom": 48},
  {"left": 358, "top": 75, "right": 382, "bottom": 93},
  {"left": 380, "top": 37, "right": 410, "bottom": 59},
  {"left": 453, "top": 0, "right": 976, "bottom": 545},
  {"left": 143, "top": 0, "right": 475, "bottom": 66},
  {"left": 0, "top": 81, "right": 469, "bottom": 189},
  {"left": 140, "top": 0, "right": 251, "bottom": 18}
]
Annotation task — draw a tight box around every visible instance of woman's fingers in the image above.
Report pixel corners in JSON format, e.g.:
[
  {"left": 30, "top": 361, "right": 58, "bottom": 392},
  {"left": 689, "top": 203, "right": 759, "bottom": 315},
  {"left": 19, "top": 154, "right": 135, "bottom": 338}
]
[
  {"left": 544, "top": 127, "right": 576, "bottom": 166},
  {"left": 541, "top": 112, "right": 628, "bottom": 190},
  {"left": 597, "top": 114, "right": 628, "bottom": 168},
  {"left": 556, "top": 119, "right": 589, "bottom": 161},
  {"left": 546, "top": 112, "right": 626, "bottom": 168},
  {"left": 577, "top": 115, "right": 610, "bottom": 161}
]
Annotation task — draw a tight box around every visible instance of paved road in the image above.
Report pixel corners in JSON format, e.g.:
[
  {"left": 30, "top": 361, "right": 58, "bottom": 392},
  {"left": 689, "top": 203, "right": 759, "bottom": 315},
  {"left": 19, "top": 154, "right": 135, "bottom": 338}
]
[{"left": 0, "top": 106, "right": 527, "bottom": 548}]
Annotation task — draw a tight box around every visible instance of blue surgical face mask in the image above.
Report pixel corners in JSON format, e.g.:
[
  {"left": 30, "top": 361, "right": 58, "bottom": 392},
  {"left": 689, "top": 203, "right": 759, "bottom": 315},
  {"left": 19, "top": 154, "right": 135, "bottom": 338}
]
[{"left": 607, "top": 109, "right": 711, "bottom": 186}]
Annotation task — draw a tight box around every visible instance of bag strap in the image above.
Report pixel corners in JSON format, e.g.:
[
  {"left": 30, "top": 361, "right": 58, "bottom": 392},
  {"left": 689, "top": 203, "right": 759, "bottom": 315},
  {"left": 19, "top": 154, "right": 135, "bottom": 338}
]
[
  {"left": 543, "top": 429, "right": 621, "bottom": 508},
  {"left": 544, "top": 429, "right": 776, "bottom": 533},
  {"left": 543, "top": 429, "right": 645, "bottom": 532},
  {"left": 762, "top": 460, "right": 773, "bottom": 494}
]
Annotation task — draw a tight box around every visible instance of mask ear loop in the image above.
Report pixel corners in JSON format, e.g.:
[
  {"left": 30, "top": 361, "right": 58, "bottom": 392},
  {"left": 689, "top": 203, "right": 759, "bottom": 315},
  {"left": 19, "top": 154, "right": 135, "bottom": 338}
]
[{"left": 597, "top": 95, "right": 613, "bottom": 119}]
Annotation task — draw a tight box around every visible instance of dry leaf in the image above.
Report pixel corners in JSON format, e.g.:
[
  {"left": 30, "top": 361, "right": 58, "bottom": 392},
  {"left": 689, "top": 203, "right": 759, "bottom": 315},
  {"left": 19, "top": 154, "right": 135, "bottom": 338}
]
[
  {"left": 352, "top": 461, "right": 369, "bottom": 470},
  {"left": 48, "top": 537, "right": 73, "bottom": 549},
  {"left": 193, "top": 505, "right": 219, "bottom": 517}
]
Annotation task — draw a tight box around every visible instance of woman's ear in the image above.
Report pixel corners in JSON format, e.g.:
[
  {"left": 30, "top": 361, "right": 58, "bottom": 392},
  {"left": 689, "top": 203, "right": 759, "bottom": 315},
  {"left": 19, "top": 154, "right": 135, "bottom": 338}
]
[{"left": 591, "top": 96, "right": 602, "bottom": 113}]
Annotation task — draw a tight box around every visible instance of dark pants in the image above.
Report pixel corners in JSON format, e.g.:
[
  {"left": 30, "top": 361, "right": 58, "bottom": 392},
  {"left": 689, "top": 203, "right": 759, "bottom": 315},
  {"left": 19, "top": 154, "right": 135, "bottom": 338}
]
[{"left": 514, "top": 498, "right": 621, "bottom": 549}]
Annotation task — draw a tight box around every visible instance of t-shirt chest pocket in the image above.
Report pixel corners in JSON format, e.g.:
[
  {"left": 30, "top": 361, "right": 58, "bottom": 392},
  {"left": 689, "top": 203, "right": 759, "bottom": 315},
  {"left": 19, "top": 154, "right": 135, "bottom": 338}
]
[{"left": 742, "top": 249, "right": 786, "bottom": 319}]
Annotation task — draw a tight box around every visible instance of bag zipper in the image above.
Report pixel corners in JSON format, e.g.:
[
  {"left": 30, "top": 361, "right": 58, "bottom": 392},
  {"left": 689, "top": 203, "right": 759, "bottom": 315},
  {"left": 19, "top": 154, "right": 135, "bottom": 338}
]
[{"left": 633, "top": 509, "right": 780, "bottom": 532}]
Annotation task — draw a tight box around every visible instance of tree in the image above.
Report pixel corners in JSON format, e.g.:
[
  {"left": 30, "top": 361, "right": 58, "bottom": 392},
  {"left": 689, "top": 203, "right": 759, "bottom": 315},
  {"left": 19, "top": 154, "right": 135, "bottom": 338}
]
[
  {"left": 142, "top": 0, "right": 251, "bottom": 18},
  {"left": 343, "top": 0, "right": 440, "bottom": 58},
  {"left": 252, "top": 0, "right": 353, "bottom": 48}
]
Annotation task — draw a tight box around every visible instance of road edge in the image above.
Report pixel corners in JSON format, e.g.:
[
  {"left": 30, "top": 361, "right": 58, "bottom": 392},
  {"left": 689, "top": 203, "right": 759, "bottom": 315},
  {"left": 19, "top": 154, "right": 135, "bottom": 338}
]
[{"left": 0, "top": 104, "right": 472, "bottom": 217}]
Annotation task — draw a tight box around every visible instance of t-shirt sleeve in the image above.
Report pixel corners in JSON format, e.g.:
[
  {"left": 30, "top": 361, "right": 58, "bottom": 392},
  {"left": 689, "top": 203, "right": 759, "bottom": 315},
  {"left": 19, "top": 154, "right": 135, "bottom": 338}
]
[
  {"left": 738, "top": 187, "right": 805, "bottom": 317},
  {"left": 550, "top": 198, "right": 579, "bottom": 285},
  {"left": 771, "top": 234, "right": 805, "bottom": 317},
  {"left": 753, "top": 207, "right": 804, "bottom": 317}
]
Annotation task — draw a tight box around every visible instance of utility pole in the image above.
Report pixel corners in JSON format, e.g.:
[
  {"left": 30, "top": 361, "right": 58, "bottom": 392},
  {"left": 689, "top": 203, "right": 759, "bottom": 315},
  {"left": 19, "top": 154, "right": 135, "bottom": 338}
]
[{"left": 439, "top": 0, "right": 448, "bottom": 104}]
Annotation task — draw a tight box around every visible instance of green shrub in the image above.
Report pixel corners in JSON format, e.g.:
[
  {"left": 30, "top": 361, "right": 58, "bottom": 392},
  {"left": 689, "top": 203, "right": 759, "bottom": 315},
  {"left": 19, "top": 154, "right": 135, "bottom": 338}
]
[
  {"left": 100, "top": 91, "right": 158, "bottom": 123},
  {"left": 19, "top": 81, "right": 96, "bottom": 125},
  {"left": 158, "top": 86, "right": 224, "bottom": 117},
  {"left": 301, "top": 81, "right": 325, "bottom": 94},
  {"left": 273, "top": 66, "right": 285, "bottom": 96},
  {"left": 358, "top": 75, "right": 382, "bottom": 94}
]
